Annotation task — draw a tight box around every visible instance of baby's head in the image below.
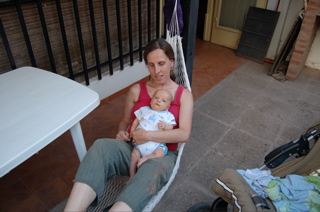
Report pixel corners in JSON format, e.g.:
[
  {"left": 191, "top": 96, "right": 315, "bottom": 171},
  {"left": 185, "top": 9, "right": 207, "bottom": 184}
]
[{"left": 150, "top": 89, "right": 173, "bottom": 111}]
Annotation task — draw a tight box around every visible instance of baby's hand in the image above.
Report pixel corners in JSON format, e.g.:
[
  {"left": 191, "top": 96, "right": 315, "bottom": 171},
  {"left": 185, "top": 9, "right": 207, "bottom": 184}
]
[{"left": 158, "top": 121, "right": 166, "bottom": 130}]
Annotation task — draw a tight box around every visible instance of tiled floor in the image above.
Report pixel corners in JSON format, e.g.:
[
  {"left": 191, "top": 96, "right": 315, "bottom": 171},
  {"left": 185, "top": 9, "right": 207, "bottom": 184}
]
[{"left": 0, "top": 38, "right": 247, "bottom": 211}]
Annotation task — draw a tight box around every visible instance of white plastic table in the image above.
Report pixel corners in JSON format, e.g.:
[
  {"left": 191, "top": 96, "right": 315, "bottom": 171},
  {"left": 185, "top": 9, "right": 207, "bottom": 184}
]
[{"left": 0, "top": 67, "right": 100, "bottom": 177}]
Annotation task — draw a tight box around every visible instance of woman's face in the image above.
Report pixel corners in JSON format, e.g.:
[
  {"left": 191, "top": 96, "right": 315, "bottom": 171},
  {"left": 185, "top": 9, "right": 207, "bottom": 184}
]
[{"left": 146, "top": 49, "right": 174, "bottom": 84}]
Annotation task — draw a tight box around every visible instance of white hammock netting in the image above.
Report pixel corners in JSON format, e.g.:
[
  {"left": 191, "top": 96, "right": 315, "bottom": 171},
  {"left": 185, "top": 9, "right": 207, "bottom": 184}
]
[
  {"left": 143, "top": 0, "right": 191, "bottom": 210},
  {"left": 166, "top": 0, "right": 191, "bottom": 92},
  {"left": 87, "top": 0, "right": 191, "bottom": 211}
]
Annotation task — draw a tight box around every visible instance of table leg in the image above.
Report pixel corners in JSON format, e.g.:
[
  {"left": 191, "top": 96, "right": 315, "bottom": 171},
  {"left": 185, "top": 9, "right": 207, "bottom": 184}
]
[{"left": 70, "top": 122, "right": 87, "bottom": 161}]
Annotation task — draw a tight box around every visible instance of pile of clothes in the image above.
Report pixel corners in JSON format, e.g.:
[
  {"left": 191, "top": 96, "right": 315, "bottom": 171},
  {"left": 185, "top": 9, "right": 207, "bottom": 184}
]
[{"left": 237, "top": 168, "right": 320, "bottom": 212}]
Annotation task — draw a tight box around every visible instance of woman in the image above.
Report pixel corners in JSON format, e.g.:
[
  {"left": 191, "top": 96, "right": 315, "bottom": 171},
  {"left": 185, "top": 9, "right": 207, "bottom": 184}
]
[{"left": 64, "top": 39, "right": 193, "bottom": 212}]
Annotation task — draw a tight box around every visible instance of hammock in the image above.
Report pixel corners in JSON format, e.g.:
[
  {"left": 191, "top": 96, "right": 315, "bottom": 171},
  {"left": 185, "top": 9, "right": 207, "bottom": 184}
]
[
  {"left": 143, "top": 0, "right": 191, "bottom": 211},
  {"left": 87, "top": 0, "right": 190, "bottom": 211},
  {"left": 164, "top": 0, "right": 191, "bottom": 92}
]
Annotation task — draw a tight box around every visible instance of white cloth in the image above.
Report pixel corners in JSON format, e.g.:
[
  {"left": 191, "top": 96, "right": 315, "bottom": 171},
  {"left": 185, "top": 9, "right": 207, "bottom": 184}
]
[
  {"left": 134, "top": 106, "right": 176, "bottom": 157},
  {"left": 237, "top": 168, "right": 279, "bottom": 198}
]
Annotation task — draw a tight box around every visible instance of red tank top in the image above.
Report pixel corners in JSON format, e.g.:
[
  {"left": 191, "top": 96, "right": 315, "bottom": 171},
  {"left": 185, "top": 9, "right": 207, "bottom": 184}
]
[{"left": 129, "top": 82, "right": 185, "bottom": 151}]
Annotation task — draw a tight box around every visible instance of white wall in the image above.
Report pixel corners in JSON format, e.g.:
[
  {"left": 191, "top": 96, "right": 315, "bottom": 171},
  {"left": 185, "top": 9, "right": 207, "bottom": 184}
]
[
  {"left": 306, "top": 24, "right": 320, "bottom": 69},
  {"left": 85, "top": 61, "right": 149, "bottom": 100},
  {"left": 266, "top": 0, "right": 304, "bottom": 60}
]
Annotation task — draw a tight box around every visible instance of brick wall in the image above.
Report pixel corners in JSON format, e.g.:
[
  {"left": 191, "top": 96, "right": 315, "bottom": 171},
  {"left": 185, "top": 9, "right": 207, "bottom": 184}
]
[{"left": 286, "top": 0, "right": 320, "bottom": 80}]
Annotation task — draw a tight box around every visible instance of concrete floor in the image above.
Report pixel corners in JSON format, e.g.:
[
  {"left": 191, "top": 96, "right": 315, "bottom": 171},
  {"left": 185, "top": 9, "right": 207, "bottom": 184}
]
[{"left": 154, "top": 61, "right": 320, "bottom": 211}]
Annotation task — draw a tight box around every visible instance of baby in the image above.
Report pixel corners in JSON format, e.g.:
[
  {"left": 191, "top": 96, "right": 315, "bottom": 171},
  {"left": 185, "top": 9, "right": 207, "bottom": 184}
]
[{"left": 129, "top": 89, "right": 176, "bottom": 182}]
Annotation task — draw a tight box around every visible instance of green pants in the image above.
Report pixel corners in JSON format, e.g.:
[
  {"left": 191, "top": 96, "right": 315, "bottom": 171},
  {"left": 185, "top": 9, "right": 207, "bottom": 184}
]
[{"left": 74, "top": 138, "right": 178, "bottom": 211}]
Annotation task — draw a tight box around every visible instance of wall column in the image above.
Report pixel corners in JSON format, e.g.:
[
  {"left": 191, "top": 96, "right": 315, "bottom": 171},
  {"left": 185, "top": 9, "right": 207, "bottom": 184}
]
[{"left": 286, "top": 0, "right": 320, "bottom": 80}]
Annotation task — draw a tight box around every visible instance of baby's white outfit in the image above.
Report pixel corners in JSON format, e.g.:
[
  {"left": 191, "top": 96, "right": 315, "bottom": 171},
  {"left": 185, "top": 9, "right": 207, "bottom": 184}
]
[{"left": 134, "top": 106, "right": 176, "bottom": 157}]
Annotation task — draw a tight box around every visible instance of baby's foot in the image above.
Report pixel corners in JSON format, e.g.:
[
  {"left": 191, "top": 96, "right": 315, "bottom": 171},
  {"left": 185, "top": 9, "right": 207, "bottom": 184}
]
[{"left": 137, "top": 157, "right": 148, "bottom": 168}]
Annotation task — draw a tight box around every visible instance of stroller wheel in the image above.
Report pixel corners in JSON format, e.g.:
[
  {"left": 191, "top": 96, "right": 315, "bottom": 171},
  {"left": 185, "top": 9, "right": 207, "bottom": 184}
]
[
  {"left": 211, "top": 197, "right": 228, "bottom": 211},
  {"left": 187, "top": 202, "right": 212, "bottom": 212}
]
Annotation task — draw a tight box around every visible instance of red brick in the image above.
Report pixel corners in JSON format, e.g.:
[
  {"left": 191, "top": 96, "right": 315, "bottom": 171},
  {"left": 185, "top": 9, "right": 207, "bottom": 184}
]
[
  {"left": 304, "top": 13, "right": 315, "bottom": 21},
  {"left": 291, "top": 59, "right": 301, "bottom": 66},
  {"left": 308, "top": 1, "right": 320, "bottom": 7},
  {"left": 299, "top": 30, "right": 314, "bottom": 40},
  {"left": 288, "top": 62, "right": 299, "bottom": 70},
  {"left": 286, "top": 69, "right": 299, "bottom": 80},
  {"left": 293, "top": 48, "right": 305, "bottom": 55},
  {"left": 302, "top": 18, "right": 316, "bottom": 26},
  {"left": 300, "top": 25, "right": 313, "bottom": 34},
  {"left": 306, "top": 5, "right": 318, "bottom": 14},
  {"left": 297, "top": 37, "right": 308, "bottom": 44},
  {"left": 286, "top": 74, "right": 297, "bottom": 81},
  {"left": 295, "top": 46, "right": 308, "bottom": 53},
  {"left": 296, "top": 42, "right": 307, "bottom": 49},
  {"left": 291, "top": 53, "right": 304, "bottom": 60},
  {"left": 286, "top": 69, "right": 297, "bottom": 75}
]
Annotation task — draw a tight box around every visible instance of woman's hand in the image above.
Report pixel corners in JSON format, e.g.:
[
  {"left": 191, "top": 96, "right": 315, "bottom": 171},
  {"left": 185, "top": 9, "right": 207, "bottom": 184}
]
[
  {"left": 116, "top": 130, "right": 130, "bottom": 141},
  {"left": 131, "top": 128, "right": 148, "bottom": 145}
]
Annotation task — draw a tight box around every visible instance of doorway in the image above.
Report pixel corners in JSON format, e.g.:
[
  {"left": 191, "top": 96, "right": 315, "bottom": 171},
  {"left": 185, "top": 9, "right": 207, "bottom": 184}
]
[
  {"left": 203, "top": 0, "right": 267, "bottom": 49},
  {"left": 197, "top": 0, "right": 208, "bottom": 39}
]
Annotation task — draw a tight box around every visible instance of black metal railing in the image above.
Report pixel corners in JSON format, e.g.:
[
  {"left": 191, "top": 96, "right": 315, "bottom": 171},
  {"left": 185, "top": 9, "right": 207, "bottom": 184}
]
[{"left": 0, "top": 0, "right": 160, "bottom": 85}]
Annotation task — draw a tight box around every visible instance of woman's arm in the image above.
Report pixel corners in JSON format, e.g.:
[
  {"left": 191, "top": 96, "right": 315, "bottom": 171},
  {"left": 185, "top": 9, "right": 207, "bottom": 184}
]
[
  {"left": 130, "top": 118, "right": 139, "bottom": 135},
  {"left": 132, "top": 89, "right": 193, "bottom": 145},
  {"left": 116, "top": 84, "right": 140, "bottom": 141}
]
